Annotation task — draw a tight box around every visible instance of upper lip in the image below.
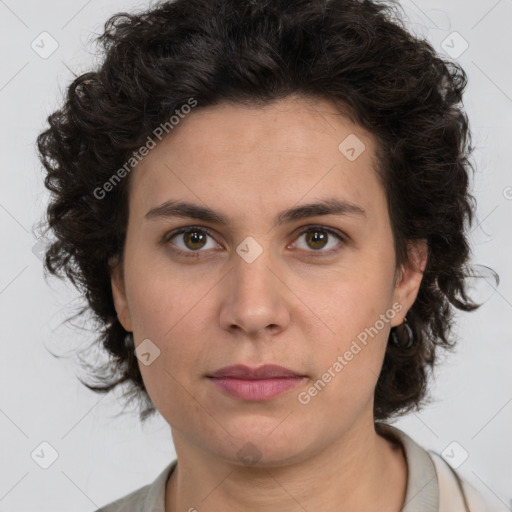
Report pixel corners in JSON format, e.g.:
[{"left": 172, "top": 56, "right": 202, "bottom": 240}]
[{"left": 208, "top": 364, "right": 304, "bottom": 379}]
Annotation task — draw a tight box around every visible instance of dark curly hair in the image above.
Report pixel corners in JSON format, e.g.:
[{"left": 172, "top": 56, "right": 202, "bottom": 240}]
[{"left": 36, "top": 0, "right": 494, "bottom": 422}]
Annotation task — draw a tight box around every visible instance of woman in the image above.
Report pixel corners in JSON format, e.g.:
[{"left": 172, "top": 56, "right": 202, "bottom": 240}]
[{"left": 37, "top": 0, "right": 495, "bottom": 510}]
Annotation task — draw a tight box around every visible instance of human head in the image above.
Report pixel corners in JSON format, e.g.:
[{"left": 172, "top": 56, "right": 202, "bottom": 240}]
[{"left": 37, "top": 0, "right": 481, "bottom": 425}]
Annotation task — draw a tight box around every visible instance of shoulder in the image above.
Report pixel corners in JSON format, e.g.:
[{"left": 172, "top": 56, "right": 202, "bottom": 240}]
[
  {"left": 94, "top": 460, "right": 177, "bottom": 512},
  {"left": 428, "top": 451, "right": 492, "bottom": 512},
  {"left": 376, "top": 423, "right": 493, "bottom": 512},
  {"left": 95, "top": 483, "right": 151, "bottom": 512}
]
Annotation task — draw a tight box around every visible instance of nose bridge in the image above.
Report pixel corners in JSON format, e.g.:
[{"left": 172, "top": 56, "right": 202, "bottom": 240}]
[{"left": 219, "top": 237, "right": 290, "bottom": 335}]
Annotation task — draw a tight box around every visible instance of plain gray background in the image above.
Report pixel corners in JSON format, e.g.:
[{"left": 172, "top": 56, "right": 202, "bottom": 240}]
[{"left": 0, "top": 0, "right": 511, "bottom": 510}]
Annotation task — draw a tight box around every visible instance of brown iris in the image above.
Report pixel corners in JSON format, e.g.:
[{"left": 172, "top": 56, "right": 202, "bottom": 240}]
[
  {"left": 304, "top": 230, "right": 328, "bottom": 250},
  {"left": 183, "top": 230, "right": 208, "bottom": 250}
]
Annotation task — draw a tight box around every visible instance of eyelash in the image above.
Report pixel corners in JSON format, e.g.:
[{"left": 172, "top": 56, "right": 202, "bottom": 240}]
[{"left": 164, "top": 225, "right": 346, "bottom": 258}]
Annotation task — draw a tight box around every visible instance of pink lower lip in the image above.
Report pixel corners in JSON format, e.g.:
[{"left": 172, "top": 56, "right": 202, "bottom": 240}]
[{"left": 209, "top": 377, "right": 305, "bottom": 401}]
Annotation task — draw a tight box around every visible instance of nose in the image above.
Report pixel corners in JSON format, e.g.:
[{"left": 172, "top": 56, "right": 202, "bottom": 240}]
[{"left": 218, "top": 245, "right": 291, "bottom": 337}]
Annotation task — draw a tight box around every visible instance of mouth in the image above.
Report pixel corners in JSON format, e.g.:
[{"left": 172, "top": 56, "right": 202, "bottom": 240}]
[{"left": 207, "top": 364, "right": 307, "bottom": 401}]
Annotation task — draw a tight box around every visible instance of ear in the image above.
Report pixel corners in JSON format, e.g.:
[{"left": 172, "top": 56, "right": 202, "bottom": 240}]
[
  {"left": 109, "top": 256, "right": 133, "bottom": 332},
  {"left": 391, "top": 239, "right": 428, "bottom": 327}
]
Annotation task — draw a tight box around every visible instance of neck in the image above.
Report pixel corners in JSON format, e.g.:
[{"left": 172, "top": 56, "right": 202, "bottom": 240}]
[{"left": 165, "top": 420, "right": 407, "bottom": 512}]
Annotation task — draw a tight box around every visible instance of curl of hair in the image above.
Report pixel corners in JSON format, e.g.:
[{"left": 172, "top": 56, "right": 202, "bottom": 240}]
[{"left": 37, "top": 0, "right": 496, "bottom": 422}]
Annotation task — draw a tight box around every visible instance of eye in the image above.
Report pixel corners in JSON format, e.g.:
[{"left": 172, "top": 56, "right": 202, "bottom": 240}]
[
  {"left": 165, "top": 226, "right": 220, "bottom": 256},
  {"left": 164, "top": 225, "right": 345, "bottom": 258},
  {"left": 292, "top": 226, "right": 345, "bottom": 254}
]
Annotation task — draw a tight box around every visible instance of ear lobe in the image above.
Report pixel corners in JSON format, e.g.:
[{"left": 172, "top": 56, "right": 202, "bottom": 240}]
[
  {"left": 391, "top": 239, "right": 428, "bottom": 326},
  {"left": 109, "top": 257, "right": 133, "bottom": 332}
]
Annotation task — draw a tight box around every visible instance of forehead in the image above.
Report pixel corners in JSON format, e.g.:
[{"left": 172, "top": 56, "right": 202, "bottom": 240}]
[{"left": 127, "top": 95, "right": 384, "bottom": 225}]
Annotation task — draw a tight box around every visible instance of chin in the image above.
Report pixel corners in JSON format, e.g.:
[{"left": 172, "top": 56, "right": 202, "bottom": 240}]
[{"left": 208, "top": 418, "right": 321, "bottom": 468}]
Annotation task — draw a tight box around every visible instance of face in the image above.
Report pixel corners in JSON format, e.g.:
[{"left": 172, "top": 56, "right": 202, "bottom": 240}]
[{"left": 111, "top": 95, "right": 427, "bottom": 467}]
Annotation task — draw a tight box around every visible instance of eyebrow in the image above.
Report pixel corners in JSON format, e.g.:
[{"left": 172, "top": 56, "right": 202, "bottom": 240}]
[{"left": 145, "top": 197, "right": 366, "bottom": 227}]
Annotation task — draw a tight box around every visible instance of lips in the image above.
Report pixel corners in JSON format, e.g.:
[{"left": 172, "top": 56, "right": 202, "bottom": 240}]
[
  {"left": 207, "top": 364, "right": 306, "bottom": 401},
  {"left": 208, "top": 364, "right": 305, "bottom": 379}
]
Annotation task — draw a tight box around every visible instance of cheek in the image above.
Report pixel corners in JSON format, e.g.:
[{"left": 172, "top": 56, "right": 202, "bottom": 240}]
[
  {"left": 134, "top": 313, "right": 209, "bottom": 426},
  {"left": 301, "top": 312, "right": 388, "bottom": 426},
  {"left": 124, "top": 250, "right": 199, "bottom": 337},
  {"left": 304, "top": 259, "right": 396, "bottom": 348},
  {"left": 299, "top": 260, "right": 395, "bottom": 403}
]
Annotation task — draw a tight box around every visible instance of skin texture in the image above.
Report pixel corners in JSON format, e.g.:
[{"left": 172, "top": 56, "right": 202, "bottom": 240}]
[{"left": 110, "top": 95, "right": 428, "bottom": 512}]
